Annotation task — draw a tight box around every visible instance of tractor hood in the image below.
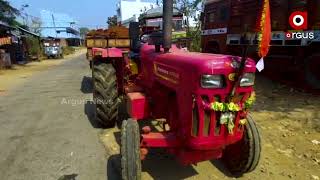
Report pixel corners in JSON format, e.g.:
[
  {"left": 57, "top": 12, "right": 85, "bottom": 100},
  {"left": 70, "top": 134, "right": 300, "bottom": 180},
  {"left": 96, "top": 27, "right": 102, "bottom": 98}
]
[{"left": 140, "top": 44, "right": 256, "bottom": 92}]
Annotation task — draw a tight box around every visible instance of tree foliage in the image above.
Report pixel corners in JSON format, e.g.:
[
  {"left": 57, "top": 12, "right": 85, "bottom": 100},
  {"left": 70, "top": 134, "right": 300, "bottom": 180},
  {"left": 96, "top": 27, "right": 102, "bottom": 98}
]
[
  {"left": 173, "top": 0, "right": 201, "bottom": 32},
  {"left": 25, "top": 36, "right": 41, "bottom": 56},
  {"left": 79, "top": 27, "right": 90, "bottom": 38},
  {"left": 107, "top": 15, "right": 118, "bottom": 28},
  {"left": 30, "top": 18, "right": 42, "bottom": 35},
  {"left": 173, "top": 0, "right": 202, "bottom": 52},
  {"left": 158, "top": 0, "right": 202, "bottom": 51},
  {"left": 0, "top": 0, "right": 20, "bottom": 25}
]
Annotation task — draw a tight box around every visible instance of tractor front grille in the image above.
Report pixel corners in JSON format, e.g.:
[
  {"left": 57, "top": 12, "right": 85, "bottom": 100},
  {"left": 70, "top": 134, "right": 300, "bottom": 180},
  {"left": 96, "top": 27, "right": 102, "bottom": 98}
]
[{"left": 191, "top": 94, "right": 247, "bottom": 138}]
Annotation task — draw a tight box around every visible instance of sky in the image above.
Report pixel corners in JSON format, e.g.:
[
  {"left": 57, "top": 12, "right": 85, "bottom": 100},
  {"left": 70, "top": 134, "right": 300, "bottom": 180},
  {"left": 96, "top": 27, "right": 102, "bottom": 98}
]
[{"left": 8, "top": 0, "right": 156, "bottom": 29}]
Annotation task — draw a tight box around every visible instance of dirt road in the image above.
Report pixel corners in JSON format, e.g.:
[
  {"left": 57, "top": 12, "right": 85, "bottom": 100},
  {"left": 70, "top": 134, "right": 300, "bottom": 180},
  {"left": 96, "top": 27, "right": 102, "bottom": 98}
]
[
  {"left": 0, "top": 53, "right": 106, "bottom": 180},
  {"left": 0, "top": 52, "right": 319, "bottom": 180}
]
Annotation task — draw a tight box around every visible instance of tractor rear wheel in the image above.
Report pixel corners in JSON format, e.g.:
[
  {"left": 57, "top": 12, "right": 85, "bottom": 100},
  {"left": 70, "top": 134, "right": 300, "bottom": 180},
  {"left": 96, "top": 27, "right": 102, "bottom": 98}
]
[
  {"left": 121, "top": 119, "right": 141, "bottom": 180},
  {"left": 222, "top": 115, "right": 261, "bottom": 177},
  {"left": 92, "top": 63, "right": 120, "bottom": 128}
]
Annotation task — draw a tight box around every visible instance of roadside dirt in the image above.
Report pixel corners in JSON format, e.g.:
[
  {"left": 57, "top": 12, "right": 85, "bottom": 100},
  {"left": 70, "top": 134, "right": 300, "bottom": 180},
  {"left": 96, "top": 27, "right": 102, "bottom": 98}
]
[
  {"left": 0, "top": 54, "right": 106, "bottom": 180},
  {"left": 101, "top": 75, "right": 320, "bottom": 180},
  {"left": 0, "top": 49, "right": 86, "bottom": 94}
]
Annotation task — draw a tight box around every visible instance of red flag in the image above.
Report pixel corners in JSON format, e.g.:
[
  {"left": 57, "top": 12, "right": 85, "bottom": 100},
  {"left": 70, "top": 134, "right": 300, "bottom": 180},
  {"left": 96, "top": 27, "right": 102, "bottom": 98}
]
[{"left": 258, "top": 0, "right": 271, "bottom": 58}]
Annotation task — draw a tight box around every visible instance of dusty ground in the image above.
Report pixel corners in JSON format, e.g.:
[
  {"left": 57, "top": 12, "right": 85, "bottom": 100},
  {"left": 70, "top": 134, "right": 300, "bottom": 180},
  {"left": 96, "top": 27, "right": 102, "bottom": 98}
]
[
  {"left": 0, "top": 53, "right": 106, "bottom": 180},
  {"left": 0, "top": 49, "right": 86, "bottom": 93},
  {"left": 0, "top": 51, "right": 319, "bottom": 180}
]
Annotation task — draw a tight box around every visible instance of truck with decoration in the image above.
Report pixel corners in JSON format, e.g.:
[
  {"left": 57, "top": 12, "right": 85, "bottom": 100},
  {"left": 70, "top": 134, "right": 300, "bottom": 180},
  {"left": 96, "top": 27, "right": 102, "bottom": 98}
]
[
  {"left": 201, "top": 0, "right": 320, "bottom": 90},
  {"left": 89, "top": 0, "right": 272, "bottom": 179}
]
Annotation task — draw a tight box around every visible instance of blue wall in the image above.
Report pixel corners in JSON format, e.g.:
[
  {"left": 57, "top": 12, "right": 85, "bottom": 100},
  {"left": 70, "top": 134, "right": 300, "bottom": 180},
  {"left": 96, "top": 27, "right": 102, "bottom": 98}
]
[{"left": 40, "top": 10, "right": 80, "bottom": 39}]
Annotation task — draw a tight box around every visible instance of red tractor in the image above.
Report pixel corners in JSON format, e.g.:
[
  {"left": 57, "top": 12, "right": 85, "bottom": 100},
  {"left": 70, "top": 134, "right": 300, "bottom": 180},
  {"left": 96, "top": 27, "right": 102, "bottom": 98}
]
[{"left": 91, "top": 0, "right": 260, "bottom": 179}]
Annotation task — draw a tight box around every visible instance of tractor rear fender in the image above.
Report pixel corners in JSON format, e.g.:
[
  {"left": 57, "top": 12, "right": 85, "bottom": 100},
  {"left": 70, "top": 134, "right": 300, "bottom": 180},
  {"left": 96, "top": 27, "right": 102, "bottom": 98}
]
[
  {"left": 107, "top": 48, "right": 124, "bottom": 58},
  {"left": 92, "top": 47, "right": 124, "bottom": 59},
  {"left": 126, "top": 92, "right": 149, "bottom": 120}
]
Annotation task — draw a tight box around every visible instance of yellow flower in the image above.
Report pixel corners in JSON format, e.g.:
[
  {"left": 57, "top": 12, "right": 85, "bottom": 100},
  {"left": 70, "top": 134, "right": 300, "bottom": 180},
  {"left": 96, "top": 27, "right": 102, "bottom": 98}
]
[
  {"left": 211, "top": 102, "right": 225, "bottom": 111},
  {"left": 239, "top": 119, "right": 247, "bottom": 125},
  {"left": 245, "top": 91, "right": 256, "bottom": 109},
  {"left": 228, "top": 102, "right": 240, "bottom": 112}
]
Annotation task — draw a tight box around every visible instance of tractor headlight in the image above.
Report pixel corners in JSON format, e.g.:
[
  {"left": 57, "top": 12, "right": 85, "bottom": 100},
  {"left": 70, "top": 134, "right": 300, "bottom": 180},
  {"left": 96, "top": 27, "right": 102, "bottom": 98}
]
[
  {"left": 201, "top": 75, "right": 224, "bottom": 88},
  {"left": 240, "top": 73, "right": 255, "bottom": 87}
]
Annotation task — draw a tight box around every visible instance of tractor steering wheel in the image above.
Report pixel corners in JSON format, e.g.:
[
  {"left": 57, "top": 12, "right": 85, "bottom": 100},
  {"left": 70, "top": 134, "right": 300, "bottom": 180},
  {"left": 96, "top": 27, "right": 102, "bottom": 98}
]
[
  {"left": 139, "top": 30, "right": 163, "bottom": 44},
  {"left": 140, "top": 33, "right": 150, "bottom": 43}
]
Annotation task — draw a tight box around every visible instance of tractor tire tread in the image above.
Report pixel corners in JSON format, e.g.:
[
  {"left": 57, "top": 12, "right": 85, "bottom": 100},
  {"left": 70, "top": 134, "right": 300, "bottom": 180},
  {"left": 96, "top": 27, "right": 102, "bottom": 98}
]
[
  {"left": 121, "top": 119, "right": 141, "bottom": 180},
  {"left": 92, "top": 63, "right": 118, "bottom": 128}
]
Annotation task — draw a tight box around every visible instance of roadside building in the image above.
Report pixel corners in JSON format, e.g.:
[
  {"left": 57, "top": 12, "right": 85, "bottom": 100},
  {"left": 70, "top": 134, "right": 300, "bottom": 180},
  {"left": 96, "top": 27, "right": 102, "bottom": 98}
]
[
  {"left": 139, "top": 6, "right": 183, "bottom": 31},
  {"left": 40, "top": 10, "right": 81, "bottom": 46},
  {"left": 116, "top": 0, "right": 201, "bottom": 28},
  {"left": 0, "top": 20, "right": 41, "bottom": 68},
  {"left": 116, "top": 0, "right": 157, "bottom": 27}
]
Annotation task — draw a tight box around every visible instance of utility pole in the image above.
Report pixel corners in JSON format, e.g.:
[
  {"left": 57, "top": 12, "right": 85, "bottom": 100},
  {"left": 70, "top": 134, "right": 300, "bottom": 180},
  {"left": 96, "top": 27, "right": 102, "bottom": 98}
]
[{"left": 52, "top": 14, "right": 57, "bottom": 38}]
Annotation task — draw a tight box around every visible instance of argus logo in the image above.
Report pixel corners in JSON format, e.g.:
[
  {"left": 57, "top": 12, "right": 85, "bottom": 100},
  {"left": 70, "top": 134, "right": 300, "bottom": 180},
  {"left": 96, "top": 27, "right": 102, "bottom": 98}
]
[
  {"left": 289, "top": 11, "right": 308, "bottom": 30},
  {"left": 285, "top": 32, "right": 314, "bottom": 39},
  {"left": 286, "top": 11, "right": 314, "bottom": 39}
]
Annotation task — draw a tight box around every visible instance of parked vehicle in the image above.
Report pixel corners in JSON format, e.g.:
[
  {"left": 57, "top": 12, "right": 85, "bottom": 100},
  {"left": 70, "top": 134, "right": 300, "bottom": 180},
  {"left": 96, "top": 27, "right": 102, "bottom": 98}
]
[
  {"left": 44, "top": 46, "right": 63, "bottom": 59},
  {"left": 91, "top": 0, "right": 262, "bottom": 179},
  {"left": 201, "top": 0, "right": 320, "bottom": 90},
  {"left": 43, "top": 39, "right": 63, "bottom": 59}
]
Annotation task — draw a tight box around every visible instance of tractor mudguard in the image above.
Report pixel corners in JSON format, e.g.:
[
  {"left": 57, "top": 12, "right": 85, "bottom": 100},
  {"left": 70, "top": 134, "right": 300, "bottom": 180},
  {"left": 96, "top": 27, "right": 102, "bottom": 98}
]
[
  {"left": 92, "top": 47, "right": 124, "bottom": 59},
  {"left": 107, "top": 48, "right": 124, "bottom": 58}
]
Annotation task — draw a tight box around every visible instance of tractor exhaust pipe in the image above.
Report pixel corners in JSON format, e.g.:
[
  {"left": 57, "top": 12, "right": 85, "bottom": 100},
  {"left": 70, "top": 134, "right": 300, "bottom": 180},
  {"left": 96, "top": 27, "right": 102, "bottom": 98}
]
[{"left": 163, "top": 0, "right": 173, "bottom": 53}]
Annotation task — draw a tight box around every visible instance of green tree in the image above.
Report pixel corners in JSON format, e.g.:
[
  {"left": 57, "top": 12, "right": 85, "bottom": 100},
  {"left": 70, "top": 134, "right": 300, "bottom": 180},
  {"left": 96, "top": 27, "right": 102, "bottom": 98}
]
[
  {"left": 0, "top": 0, "right": 20, "bottom": 25},
  {"left": 107, "top": 15, "right": 118, "bottom": 28},
  {"left": 79, "top": 27, "right": 90, "bottom": 38},
  {"left": 173, "top": 0, "right": 201, "bottom": 33},
  {"left": 174, "top": 0, "right": 202, "bottom": 51}
]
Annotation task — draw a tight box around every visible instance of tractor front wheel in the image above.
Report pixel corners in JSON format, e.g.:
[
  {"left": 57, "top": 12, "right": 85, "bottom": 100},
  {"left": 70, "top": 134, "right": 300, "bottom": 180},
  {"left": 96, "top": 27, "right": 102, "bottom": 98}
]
[
  {"left": 121, "top": 119, "right": 141, "bottom": 180},
  {"left": 92, "top": 63, "right": 120, "bottom": 128},
  {"left": 222, "top": 115, "right": 261, "bottom": 177}
]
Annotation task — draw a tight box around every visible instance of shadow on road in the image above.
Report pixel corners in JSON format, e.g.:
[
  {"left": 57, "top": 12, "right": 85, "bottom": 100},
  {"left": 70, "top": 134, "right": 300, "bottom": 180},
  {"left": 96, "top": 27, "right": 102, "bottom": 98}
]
[
  {"left": 107, "top": 154, "right": 122, "bottom": 180},
  {"left": 108, "top": 132, "right": 204, "bottom": 180},
  {"left": 84, "top": 100, "right": 104, "bottom": 129},
  {"left": 81, "top": 76, "right": 93, "bottom": 94},
  {"left": 57, "top": 174, "right": 78, "bottom": 180},
  {"left": 141, "top": 149, "right": 199, "bottom": 180},
  {"left": 210, "top": 160, "right": 234, "bottom": 177}
]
